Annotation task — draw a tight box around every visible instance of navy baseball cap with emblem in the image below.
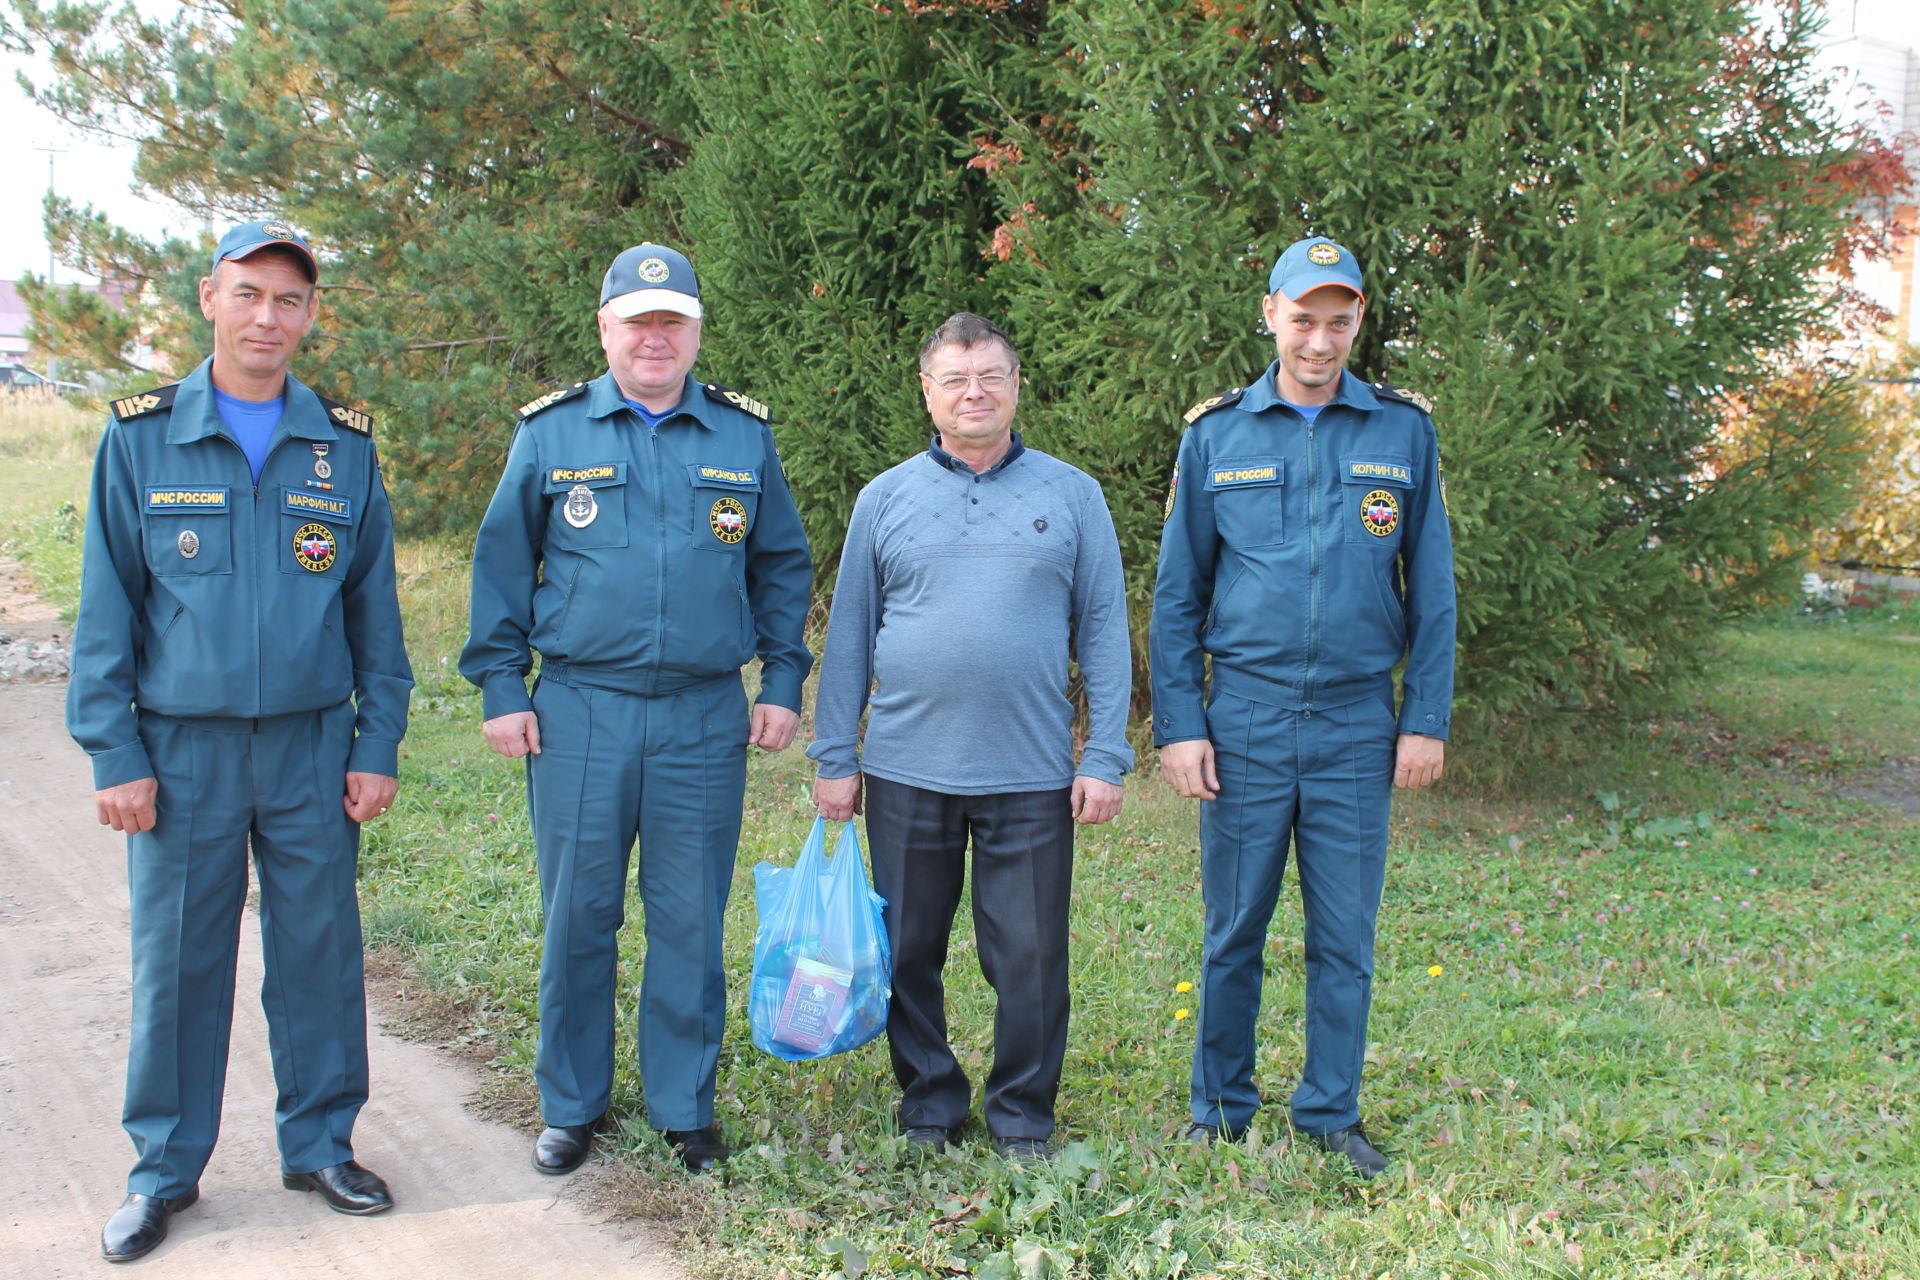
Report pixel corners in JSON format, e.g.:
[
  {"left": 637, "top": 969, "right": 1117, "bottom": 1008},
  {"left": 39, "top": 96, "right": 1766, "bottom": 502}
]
[
  {"left": 213, "top": 220, "right": 318, "bottom": 282},
  {"left": 601, "top": 243, "right": 702, "bottom": 320},
  {"left": 1268, "top": 236, "right": 1365, "bottom": 303}
]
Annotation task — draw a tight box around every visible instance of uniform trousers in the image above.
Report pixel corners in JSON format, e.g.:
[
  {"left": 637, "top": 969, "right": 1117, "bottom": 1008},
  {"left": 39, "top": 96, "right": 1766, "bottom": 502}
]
[
  {"left": 526, "top": 673, "right": 746, "bottom": 1132},
  {"left": 861, "top": 775, "right": 1075, "bottom": 1141},
  {"left": 1191, "top": 690, "right": 1397, "bottom": 1135},
  {"left": 122, "top": 701, "right": 366, "bottom": 1199}
]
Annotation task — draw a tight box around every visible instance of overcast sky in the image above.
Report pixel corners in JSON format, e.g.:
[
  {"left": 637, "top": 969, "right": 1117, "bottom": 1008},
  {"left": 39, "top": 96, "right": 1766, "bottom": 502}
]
[{"left": 5, "top": 1, "right": 1920, "bottom": 286}]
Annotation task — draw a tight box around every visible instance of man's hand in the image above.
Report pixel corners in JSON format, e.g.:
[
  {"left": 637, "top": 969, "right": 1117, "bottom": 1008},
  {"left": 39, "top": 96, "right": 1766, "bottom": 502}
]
[
  {"left": 344, "top": 772, "right": 400, "bottom": 824},
  {"left": 1394, "top": 733, "right": 1445, "bottom": 789},
  {"left": 1159, "top": 739, "right": 1220, "bottom": 800},
  {"left": 749, "top": 704, "right": 800, "bottom": 753},
  {"left": 1071, "top": 775, "right": 1125, "bottom": 825},
  {"left": 483, "top": 711, "right": 541, "bottom": 758},
  {"left": 95, "top": 777, "right": 158, "bottom": 833},
  {"left": 812, "top": 773, "right": 863, "bottom": 821}
]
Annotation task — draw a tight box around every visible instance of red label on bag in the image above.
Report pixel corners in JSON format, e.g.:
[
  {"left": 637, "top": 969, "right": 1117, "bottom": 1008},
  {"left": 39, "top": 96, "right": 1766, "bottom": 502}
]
[{"left": 773, "top": 957, "right": 854, "bottom": 1052}]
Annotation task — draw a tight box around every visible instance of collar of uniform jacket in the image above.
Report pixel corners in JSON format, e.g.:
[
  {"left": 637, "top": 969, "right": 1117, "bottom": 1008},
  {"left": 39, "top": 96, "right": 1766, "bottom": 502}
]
[
  {"left": 163, "top": 357, "right": 342, "bottom": 446},
  {"left": 1235, "top": 359, "right": 1388, "bottom": 416},
  {"left": 584, "top": 371, "right": 719, "bottom": 429}
]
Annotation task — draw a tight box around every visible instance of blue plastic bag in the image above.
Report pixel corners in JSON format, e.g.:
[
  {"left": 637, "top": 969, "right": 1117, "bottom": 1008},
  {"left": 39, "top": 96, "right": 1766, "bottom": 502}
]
[{"left": 749, "top": 816, "right": 892, "bottom": 1061}]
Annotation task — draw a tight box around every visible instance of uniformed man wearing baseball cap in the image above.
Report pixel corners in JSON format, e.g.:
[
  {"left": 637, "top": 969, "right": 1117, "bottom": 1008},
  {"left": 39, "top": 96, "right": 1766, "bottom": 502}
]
[
  {"left": 462, "top": 242, "right": 812, "bottom": 1175},
  {"left": 1152, "top": 234, "right": 1456, "bottom": 1178},
  {"left": 69, "top": 220, "right": 413, "bottom": 1260}
]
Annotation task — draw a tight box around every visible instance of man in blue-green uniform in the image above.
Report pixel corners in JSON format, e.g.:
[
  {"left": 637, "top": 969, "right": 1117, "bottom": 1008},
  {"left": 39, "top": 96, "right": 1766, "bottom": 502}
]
[
  {"left": 1151, "top": 236, "right": 1456, "bottom": 1179},
  {"left": 68, "top": 221, "right": 413, "bottom": 1262},
  {"left": 462, "top": 243, "right": 812, "bottom": 1175}
]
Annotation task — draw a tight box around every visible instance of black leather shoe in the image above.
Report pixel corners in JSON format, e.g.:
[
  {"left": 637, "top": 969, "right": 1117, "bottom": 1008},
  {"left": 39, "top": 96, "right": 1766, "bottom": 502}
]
[
  {"left": 1305, "top": 1123, "right": 1390, "bottom": 1178},
  {"left": 902, "top": 1125, "right": 954, "bottom": 1154},
  {"left": 1183, "top": 1119, "right": 1245, "bottom": 1145},
  {"left": 991, "top": 1136, "right": 1051, "bottom": 1164},
  {"left": 281, "top": 1160, "right": 394, "bottom": 1214},
  {"left": 662, "top": 1125, "right": 728, "bottom": 1173},
  {"left": 101, "top": 1188, "right": 198, "bottom": 1263},
  {"left": 533, "top": 1114, "right": 607, "bottom": 1176}
]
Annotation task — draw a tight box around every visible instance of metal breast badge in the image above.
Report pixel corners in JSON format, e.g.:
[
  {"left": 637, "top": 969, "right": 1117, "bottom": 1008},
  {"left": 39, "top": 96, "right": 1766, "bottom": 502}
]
[
  {"left": 177, "top": 529, "right": 200, "bottom": 559},
  {"left": 564, "top": 483, "right": 599, "bottom": 528},
  {"left": 312, "top": 442, "right": 331, "bottom": 480}
]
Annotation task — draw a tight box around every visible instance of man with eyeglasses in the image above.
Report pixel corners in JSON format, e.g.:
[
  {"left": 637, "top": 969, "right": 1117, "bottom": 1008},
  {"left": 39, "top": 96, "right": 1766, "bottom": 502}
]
[{"left": 808, "top": 312, "right": 1131, "bottom": 1163}]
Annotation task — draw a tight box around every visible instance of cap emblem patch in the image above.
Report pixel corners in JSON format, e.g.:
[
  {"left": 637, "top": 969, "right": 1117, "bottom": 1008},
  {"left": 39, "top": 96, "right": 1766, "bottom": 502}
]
[
  {"left": 263, "top": 222, "right": 293, "bottom": 240},
  {"left": 1307, "top": 243, "right": 1342, "bottom": 265},
  {"left": 1360, "top": 488, "right": 1399, "bottom": 537},
  {"left": 638, "top": 257, "right": 671, "bottom": 284}
]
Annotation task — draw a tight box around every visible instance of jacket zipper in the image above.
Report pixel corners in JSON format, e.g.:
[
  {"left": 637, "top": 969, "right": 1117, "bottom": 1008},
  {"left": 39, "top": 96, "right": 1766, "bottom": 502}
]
[{"left": 1303, "top": 416, "right": 1318, "bottom": 716}]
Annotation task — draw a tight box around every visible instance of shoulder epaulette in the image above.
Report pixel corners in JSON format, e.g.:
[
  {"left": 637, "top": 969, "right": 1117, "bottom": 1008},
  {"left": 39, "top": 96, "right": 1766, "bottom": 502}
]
[
  {"left": 516, "top": 382, "right": 588, "bottom": 420},
  {"left": 1375, "top": 381, "right": 1435, "bottom": 415},
  {"left": 317, "top": 394, "right": 374, "bottom": 435},
  {"left": 1183, "top": 386, "right": 1244, "bottom": 424},
  {"left": 111, "top": 384, "right": 178, "bottom": 421},
  {"left": 703, "top": 382, "right": 771, "bottom": 422}
]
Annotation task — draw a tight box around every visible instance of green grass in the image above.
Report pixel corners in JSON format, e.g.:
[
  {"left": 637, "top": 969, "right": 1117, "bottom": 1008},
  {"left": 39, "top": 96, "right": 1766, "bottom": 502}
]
[
  {"left": 0, "top": 394, "right": 97, "bottom": 619},
  {"left": 361, "top": 567, "right": 1919, "bottom": 1279},
  {"left": 10, "top": 410, "right": 1917, "bottom": 1278}
]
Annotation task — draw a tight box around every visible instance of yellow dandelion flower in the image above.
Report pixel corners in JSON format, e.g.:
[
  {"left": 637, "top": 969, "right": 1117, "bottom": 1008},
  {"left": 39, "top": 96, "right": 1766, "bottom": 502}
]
[
  {"left": 1175, "top": 981, "right": 1194, "bottom": 993},
  {"left": 1428, "top": 964, "right": 1445, "bottom": 977},
  {"left": 1174, "top": 1008, "right": 1191, "bottom": 1020}
]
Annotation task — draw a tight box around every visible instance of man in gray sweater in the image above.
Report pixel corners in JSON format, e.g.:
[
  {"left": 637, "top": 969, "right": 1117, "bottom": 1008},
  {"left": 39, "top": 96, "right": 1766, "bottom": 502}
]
[{"left": 809, "top": 313, "right": 1131, "bottom": 1162}]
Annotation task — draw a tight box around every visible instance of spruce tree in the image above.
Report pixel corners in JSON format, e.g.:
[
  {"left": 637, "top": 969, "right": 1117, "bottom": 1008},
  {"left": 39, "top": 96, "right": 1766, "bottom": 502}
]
[
  {"left": 974, "top": 0, "right": 1896, "bottom": 719},
  {"left": 673, "top": 0, "right": 1044, "bottom": 566}
]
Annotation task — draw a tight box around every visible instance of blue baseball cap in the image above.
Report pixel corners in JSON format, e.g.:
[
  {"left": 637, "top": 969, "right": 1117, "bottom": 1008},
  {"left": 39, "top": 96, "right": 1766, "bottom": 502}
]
[
  {"left": 1267, "top": 236, "right": 1364, "bottom": 302},
  {"left": 213, "top": 220, "right": 317, "bottom": 282},
  {"left": 600, "top": 243, "right": 702, "bottom": 319}
]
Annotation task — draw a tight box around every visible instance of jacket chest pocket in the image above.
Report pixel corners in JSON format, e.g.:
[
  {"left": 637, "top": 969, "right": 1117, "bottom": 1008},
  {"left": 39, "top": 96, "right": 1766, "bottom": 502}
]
[
  {"left": 143, "top": 486, "right": 234, "bottom": 576},
  {"left": 279, "top": 488, "right": 356, "bottom": 579},
  {"left": 1342, "top": 458, "right": 1414, "bottom": 546},
  {"left": 543, "top": 461, "right": 629, "bottom": 550},
  {"left": 1205, "top": 457, "right": 1283, "bottom": 549},
  {"left": 687, "top": 463, "right": 761, "bottom": 554}
]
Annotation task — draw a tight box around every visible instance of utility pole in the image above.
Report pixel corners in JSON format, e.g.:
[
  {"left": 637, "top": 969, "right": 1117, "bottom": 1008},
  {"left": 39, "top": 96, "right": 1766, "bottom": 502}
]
[
  {"left": 30, "top": 144, "right": 69, "bottom": 380},
  {"left": 31, "top": 144, "right": 68, "bottom": 285}
]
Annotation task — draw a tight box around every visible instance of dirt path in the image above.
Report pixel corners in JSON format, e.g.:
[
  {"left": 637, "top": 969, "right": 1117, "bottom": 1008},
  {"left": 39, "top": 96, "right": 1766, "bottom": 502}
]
[{"left": 0, "top": 679, "right": 688, "bottom": 1279}]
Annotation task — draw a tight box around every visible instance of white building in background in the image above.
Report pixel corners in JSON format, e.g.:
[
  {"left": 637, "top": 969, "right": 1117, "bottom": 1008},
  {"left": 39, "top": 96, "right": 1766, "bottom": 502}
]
[{"left": 1820, "top": 21, "right": 1920, "bottom": 350}]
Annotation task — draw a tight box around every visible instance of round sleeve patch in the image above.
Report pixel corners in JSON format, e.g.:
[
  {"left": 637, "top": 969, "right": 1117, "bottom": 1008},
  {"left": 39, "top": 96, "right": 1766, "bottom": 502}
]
[
  {"left": 710, "top": 495, "right": 748, "bottom": 544},
  {"left": 293, "top": 522, "right": 338, "bottom": 570},
  {"left": 1360, "top": 489, "right": 1400, "bottom": 537}
]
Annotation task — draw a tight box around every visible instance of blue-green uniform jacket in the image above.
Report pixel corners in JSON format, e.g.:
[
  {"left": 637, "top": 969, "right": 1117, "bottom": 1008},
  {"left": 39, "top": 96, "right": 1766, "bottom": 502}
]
[
  {"left": 460, "top": 372, "right": 813, "bottom": 715},
  {"left": 67, "top": 357, "right": 415, "bottom": 789},
  {"left": 1150, "top": 362, "right": 1456, "bottom": 744}
]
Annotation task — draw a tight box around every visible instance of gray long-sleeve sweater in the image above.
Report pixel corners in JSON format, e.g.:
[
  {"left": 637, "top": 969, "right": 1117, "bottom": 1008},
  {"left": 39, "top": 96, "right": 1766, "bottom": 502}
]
[{"left": 807, "top": 439, "right": 1133, "bottom": 794}]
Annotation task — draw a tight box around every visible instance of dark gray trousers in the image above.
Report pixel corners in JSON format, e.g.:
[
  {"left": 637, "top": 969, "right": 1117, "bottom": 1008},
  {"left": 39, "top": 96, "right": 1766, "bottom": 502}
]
[{"left": 861, "top": 775, "right": 1075, "bottom": 1141}]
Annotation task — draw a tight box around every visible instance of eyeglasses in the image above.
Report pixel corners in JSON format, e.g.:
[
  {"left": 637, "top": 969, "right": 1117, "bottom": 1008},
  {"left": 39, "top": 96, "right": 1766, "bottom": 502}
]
[{"left": 926, "top": 371, "right": 1017, "bottom": 393}]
